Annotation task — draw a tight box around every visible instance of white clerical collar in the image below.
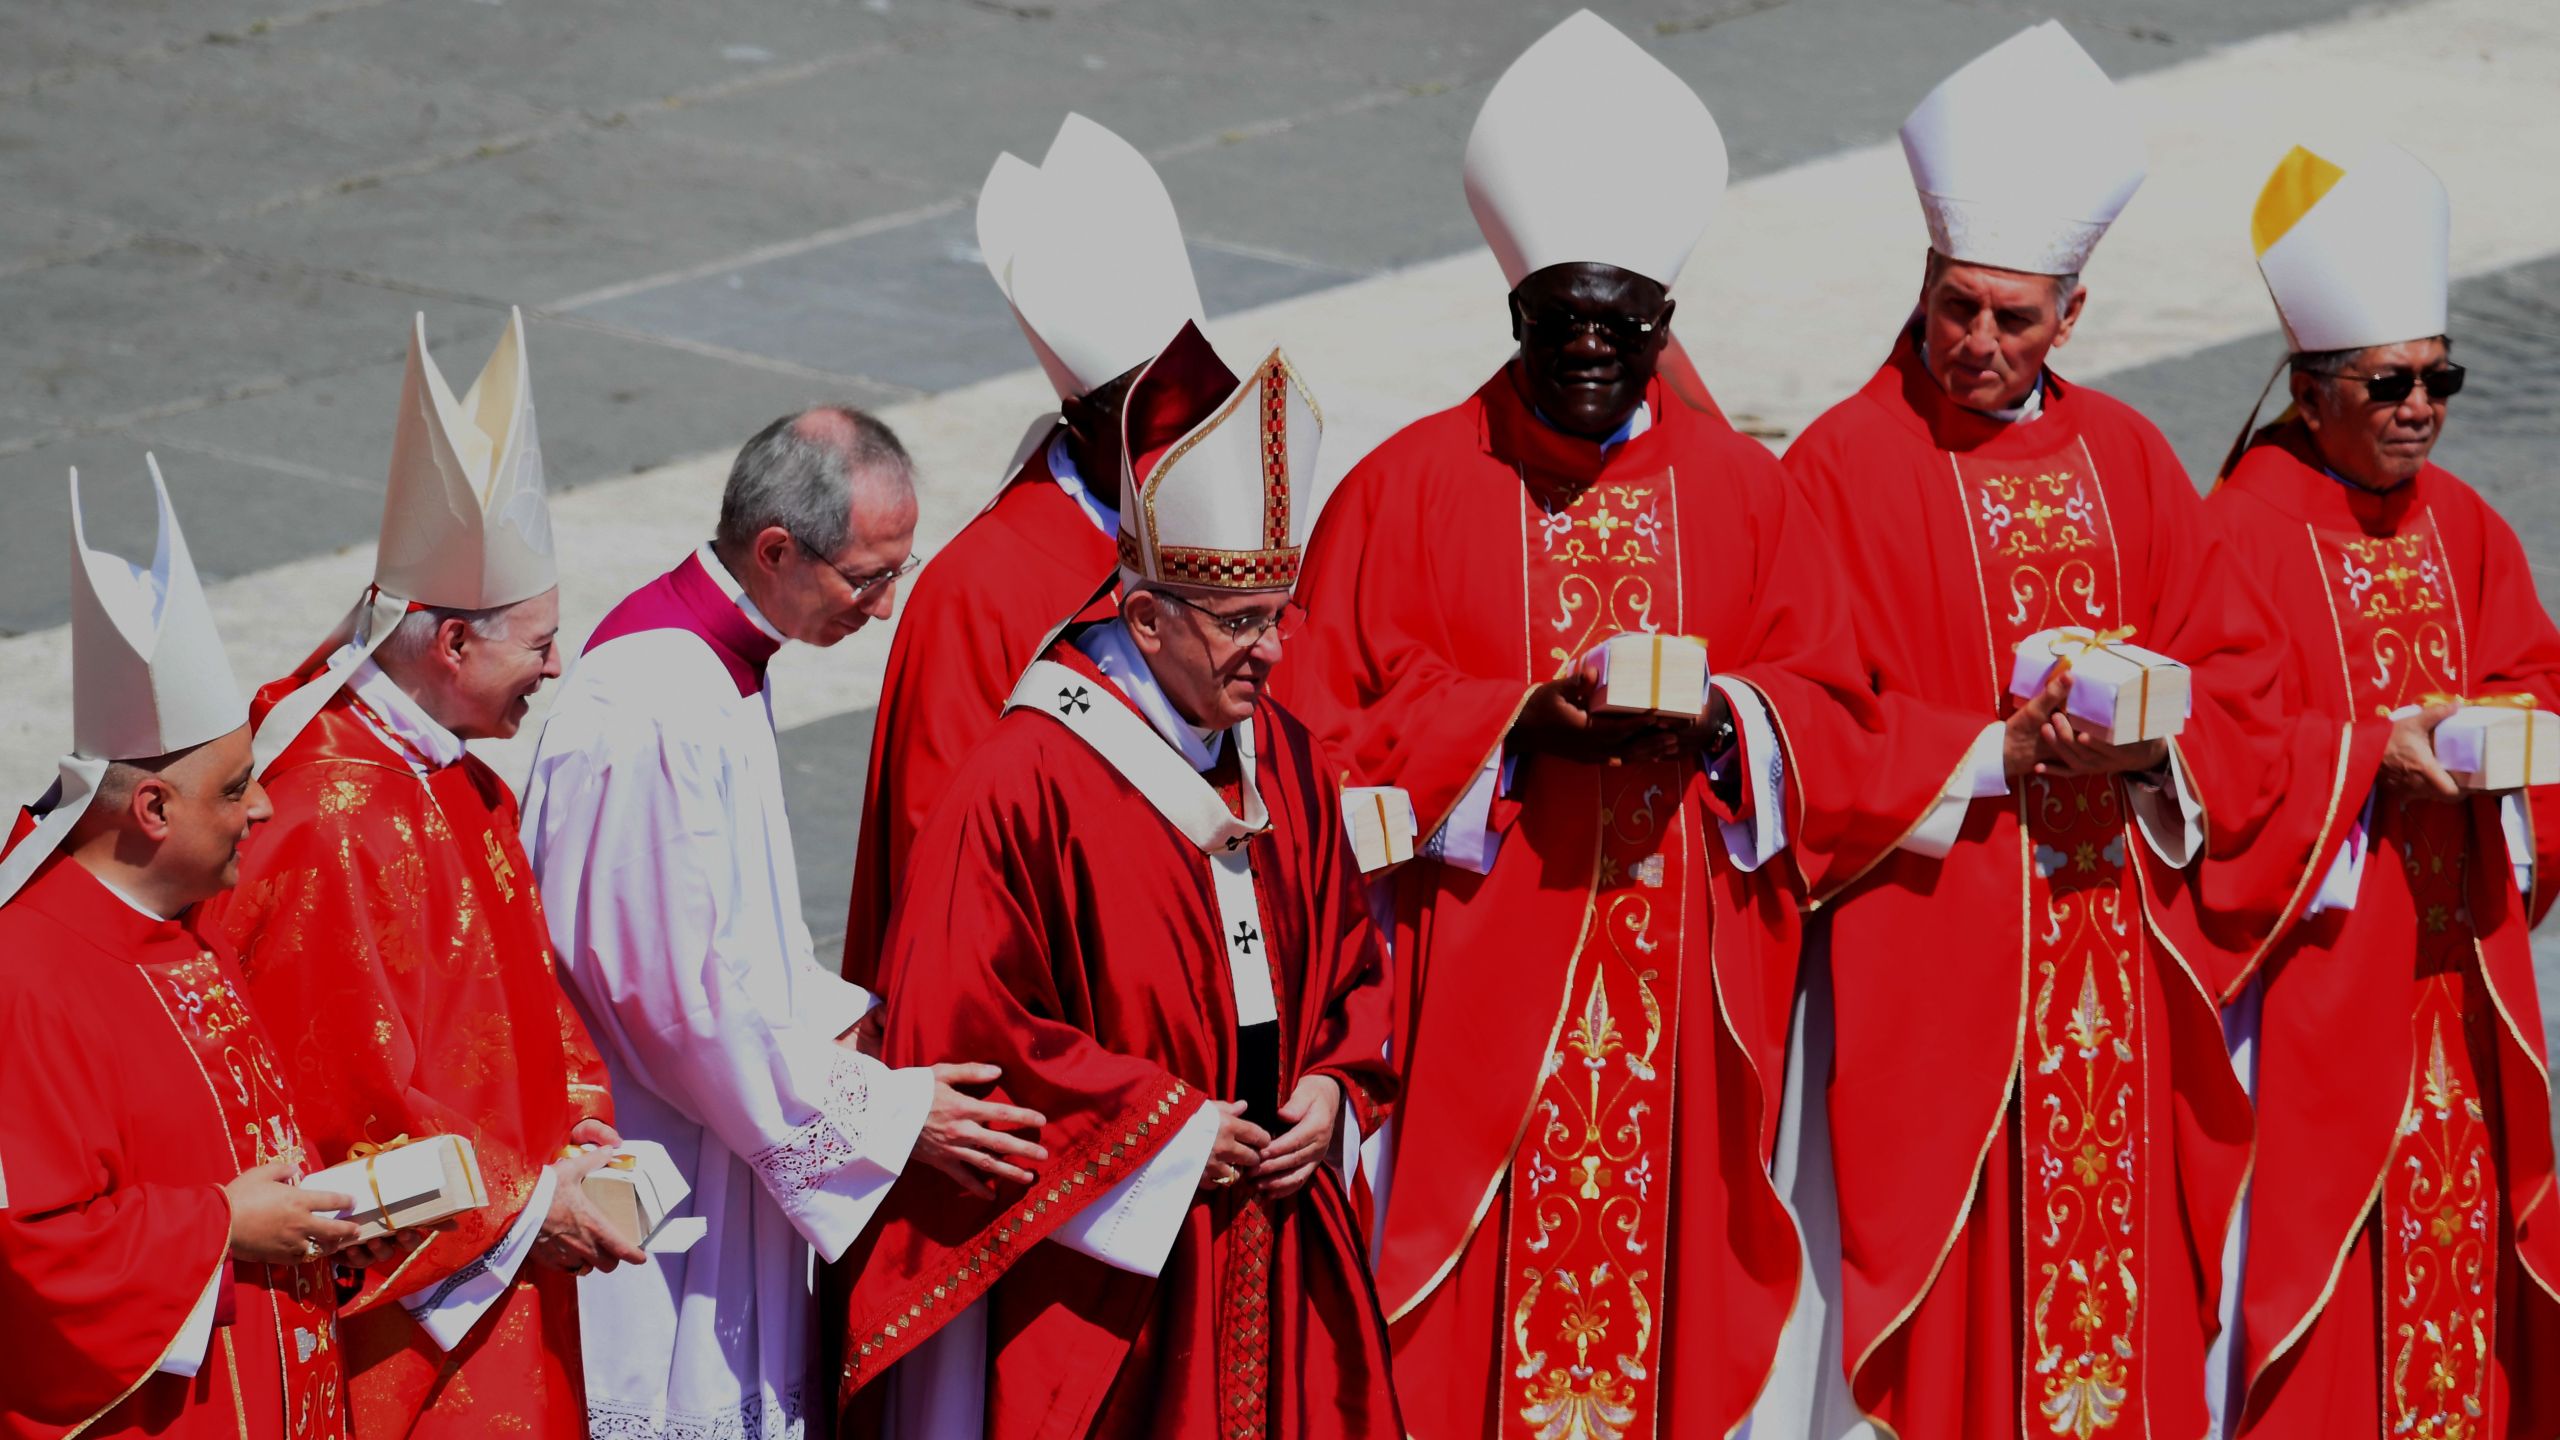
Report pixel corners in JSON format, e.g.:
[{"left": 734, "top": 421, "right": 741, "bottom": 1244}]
[
  {"left": 1533, "top": 400, "right": 1653, "bottom": 454},
  {"left": 1922, "top": 340, "right": 2045, "bottom": 423},
  {"left": 1073, "top": 619, "right": 1228, "bottom": 773},
  {"left": 95, "top": 873, "right": 178, "bottom": 922},
  {"left": 335, "top": 641, "right": 468, "bottom": 770},
  {"left": 1046, "top": 433, "right": 1120, "bottom": 538},
  {"left": 697, "top": 542, "right": 788, "bottom": 644}
]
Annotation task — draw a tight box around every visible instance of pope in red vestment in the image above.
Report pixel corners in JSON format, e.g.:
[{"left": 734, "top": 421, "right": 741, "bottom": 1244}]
[
  {"left": 2209, "top": 420, "right": 2560, "bottom": 1438},
  {"left": 842, "top": 425, "right": 1119, "bottom": 992},
  {"left": 1, "top": 853, "right": 346, "bottom": 1440},
  {"left": 203, "top": 652, "right": 616, "bottom": 1438},
  {"left": 836, "top": 326, "right": 1401, "bottom": 1439},
  {"left": 1782, "top": 324, "right": 2355, "bottom": 1438}
]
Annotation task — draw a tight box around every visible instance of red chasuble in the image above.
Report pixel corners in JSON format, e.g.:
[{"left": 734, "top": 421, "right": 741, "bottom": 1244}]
[
  {"left": 843, "top": 438, "right": 1119, "bottom": 991},
  {"left": 834, "top": 642, "right": 1402, "bottom": 1440},
  {"left": 0, "top": 854, "right": 343, "bottom": 1440},
  {"left": 1781, "top": 332, "right": 2345, "bottom": 1440},
  {"left": 199, "top": 661, "right": 613, "bottom": 1439},
  {"left": 1272, "top": 363, "right": 1974, "bottom": 1440},
  {"left": 2208, "top": 423, "right": 2560, "bottom": 1439}
]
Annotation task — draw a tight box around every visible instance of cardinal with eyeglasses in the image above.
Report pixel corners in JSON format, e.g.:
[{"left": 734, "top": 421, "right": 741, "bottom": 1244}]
[
  {"left": 832, "top": 320, "right": 1402, "bottom": 1439},
  {"left": 2201, "top": 142, "right": 2560, "bottom": 1440}
]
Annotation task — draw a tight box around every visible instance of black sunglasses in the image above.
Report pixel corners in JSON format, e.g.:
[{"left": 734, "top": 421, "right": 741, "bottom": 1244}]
[
  {"left": 2321, "top": 362, "right": 2466, "bottom": 405},
  {"left": 1511, "top": 299, "right": 1665, "bottom": 352}
]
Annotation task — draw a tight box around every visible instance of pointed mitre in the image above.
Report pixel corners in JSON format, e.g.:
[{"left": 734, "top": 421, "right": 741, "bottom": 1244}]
[
  {"left": 1115, "top": 322, "right": 1322, "bottom": 594},
  {"left": 378, "top": 306, "right": 556, "bottom": 609},
  {"left": 986, "top": 114, "right": 1205, "bottom": 400},
  {"left": 2251, "top": 143, "right": 2449, "bottom": 354},
  {"left": 1463, "top": 11, "right": 1726, "bottom": 290},
  {"left": 71, "top": 457, "right": 245, "bottom": 761},
  {"left": 2, "top": 459, "right": 247, "bottom": 908},
  {"left": 1900, "top": 21, "right": 2145, "bottom": 276},
  {"left": 250, "top": 309, "right": 556, "bottom": 774}
]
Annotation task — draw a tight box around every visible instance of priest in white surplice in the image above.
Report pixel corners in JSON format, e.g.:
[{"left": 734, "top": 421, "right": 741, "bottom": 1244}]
[{"left": 519, "top": 407, "right": 1049, "bottom": 1440}]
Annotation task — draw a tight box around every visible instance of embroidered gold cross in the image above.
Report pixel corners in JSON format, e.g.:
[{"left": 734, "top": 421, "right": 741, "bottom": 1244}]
[{"left": 483, "top": 831, "right": 518, "bottom": 903}]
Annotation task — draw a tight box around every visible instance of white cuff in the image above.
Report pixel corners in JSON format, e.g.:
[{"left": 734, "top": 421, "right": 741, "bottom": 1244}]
[
  {"left": 1709, "top": 677, "right": 1788, "bottom": 871},
  {"left": 1423, "top": 751, "right": 1504, "bottom": 876},
  {"left": 158, "top": 1266, "right": 224, "bottom": 1377},
  {"left": 2128, "top": 743, "right": 2205, "bottom": 868},
  {"left": 1902, "top": 723, "right": 2008, "bottom": 859},
  {"left": 2305, "top": 791, "right": 2375, "bottom": 917},
  {"left": 1334, "top": 1093, "right": 1363, "bottom": 1189},
  {"left": 1048, "top": 1099, "right": 1219, "bottom": 1278},
  {"left": 748, "top": 1052, "right": 934, "bottom": 1263},
  {"left": 400, "top": 1167, "right": 556, "bottom": 1352},
  {"left": 2502, "top": 791, "right": 2534, "bottom": 901}
]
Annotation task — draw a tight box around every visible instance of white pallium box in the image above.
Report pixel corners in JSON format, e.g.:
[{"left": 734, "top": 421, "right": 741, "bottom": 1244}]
[
  {"left": 304, "top": 1134, "right": 488, "bottom": 1243},
  {"left": 2432, "top": 702, "right": 2560, "bottom": 792},
  {"left": 1342, "top": 786, "right": 1418, "bottom": 873},
  {"left": 582, "top": 1141, "right": 707, "bottom": 1255},
  {"left": 2009, "top": 628, "right": 2190, "bottom": 744},
  {"left": 1587, "top": 633, "right": 1709, "bottom": 718}
]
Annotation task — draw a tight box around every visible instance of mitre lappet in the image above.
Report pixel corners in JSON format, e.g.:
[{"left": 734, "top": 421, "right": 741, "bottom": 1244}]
[
  {"left": 252, "top": 307, "right": 556, "bottom": 771},
  {"left": 1462, "top": 8, "right": 1728, "bottom": 289},
  {"left": 1900, "top": 20, "right": 2147, "bottom": 276},
  {"left": 0, "top": 458, "right": 245, "bottom": 906}
]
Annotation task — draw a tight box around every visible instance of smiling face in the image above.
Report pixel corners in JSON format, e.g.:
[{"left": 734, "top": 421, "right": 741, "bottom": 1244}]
[
  {"left": 1918, "top": 253, "right": 2085, "bottom": 412},
  {"left": 445, "top": 588, "right": 565, "bottom": 740},
  {"left": 1122, "top": 585, "right": 1294, "bottom": 730},
  {"left": 1509, "top": 262, "right": 1673, "bottom": 441},
  {"left": 2293, "top": 336, "right": 2454, "bottom": 492}
]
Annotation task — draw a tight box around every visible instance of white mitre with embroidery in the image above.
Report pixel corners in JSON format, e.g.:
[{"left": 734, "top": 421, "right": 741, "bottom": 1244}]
[
  {"left": 253, "top": 307, "right": 558, "bottom": 771},
  {"left": 1463, "top": 10, "right": 1727, "bottom": 289},
  {"left": 983, "top": 113, "right": 1205, "bottom": 401},
  {"left": 0, "top": 458, "right": 246, "bottom": 907},
  {"left": 1900, "top": 21, "right": 2145, "bottom": 276},
  {"left": 1115, "top": 321, "right": 1322, "bottom": 595},
  {"left": 2252, "top": 143, "right": 2450, "bottom": 353}
]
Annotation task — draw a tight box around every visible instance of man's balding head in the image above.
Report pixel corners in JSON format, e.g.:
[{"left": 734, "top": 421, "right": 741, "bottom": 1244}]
[{"left": 714, "top": 404, "right": 921, "bottom": 648}]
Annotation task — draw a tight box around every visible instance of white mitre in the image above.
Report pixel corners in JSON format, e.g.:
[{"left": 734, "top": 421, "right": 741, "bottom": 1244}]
[
  {"left": 984, "top": 113, "right": 1205, "bottom": 401},
  {"left": 1115, "top": 321, "right": 1322, "bottom": 595},
  {"left": 0, "top": 458, "right": 246, "bottom": 907},
  {"left": 1900, "top": 21, "right": 2145, "bottom": 276},
  {"left": 2252, "top": 143, "right": 2450, "bottom": 353},
  {"left": 1463, "top": 10, "right": 1727, "bottom": 289},
  {"left": 252, "top": 308, "right": 558, "bottom": 772}
]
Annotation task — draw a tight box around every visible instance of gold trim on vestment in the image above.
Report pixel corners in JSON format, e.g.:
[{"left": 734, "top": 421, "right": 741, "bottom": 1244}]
[{"left": 222, "top": 1329, "right": 248, "bottom": 1440}]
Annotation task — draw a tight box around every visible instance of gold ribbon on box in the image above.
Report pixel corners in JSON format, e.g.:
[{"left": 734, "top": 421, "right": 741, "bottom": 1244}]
[
  {"left": 2425, "top": 693, "right": 2542, "bottom": 784},
  {"left": 344, "top": 1134, "right": 416, "bottom": 1228},
  {"left": 2050, "top": 625, "right": 2156, "bottom": 737},
  {"left": 1371, "top": 792, "right": 1397, "bottom": 864}
]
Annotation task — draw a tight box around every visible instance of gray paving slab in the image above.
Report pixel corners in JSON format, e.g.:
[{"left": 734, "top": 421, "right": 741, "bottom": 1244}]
[
  {"left": 0, "top": 42, "right": 556, "bottom": 234},
  {"left": 0, "top": 0, "right": 401, "bottom": 93},
  {"left": 577, "top": 209, "right": 1355, "bottom": 396},
  {"left": 0, "top": 426, "right": 386, "bottom": 634},
  {"left": 191, "top": 123, "right": 944, "bottom": 310},
  {"left": 777, "top": 703, "right": 878, "bottom": 959}
]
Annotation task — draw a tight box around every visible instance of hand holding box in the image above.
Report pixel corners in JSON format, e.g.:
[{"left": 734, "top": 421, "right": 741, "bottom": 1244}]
[
  {"left": 1585, "top": 633, "right": 1709, "bottom": 719},
  {"left": 2430, "top": 697, "right": 2560, "bottom": 792},
  {"left": 303, "top": 1134, "right": 488, "bottom": 1243},
  {"left": 580, "top": 1141, "right": 705, "bottom": 1255},
  {"left": 2009, "top": 627, "right": 2190, "bottom": 744}
]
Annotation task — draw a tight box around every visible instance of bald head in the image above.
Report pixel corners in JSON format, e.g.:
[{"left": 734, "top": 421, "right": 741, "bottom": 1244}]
[{"left": 713, "top": 404, "right": 921, "bottom": 648}]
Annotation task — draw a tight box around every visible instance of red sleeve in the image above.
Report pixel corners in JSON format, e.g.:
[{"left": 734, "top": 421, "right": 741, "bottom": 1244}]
[
  {"left": 215, "top": 788, "right": 528, "bottom": 1310},
  {"left": 0, "top": 978, "right": 232, "bottom": 1436},
  {"left": 1288, "top": 728, "right": 1400, "bottom": 1131},
  {"left": 1279, "top": 451, "right": 1540, "bottom": 837}
]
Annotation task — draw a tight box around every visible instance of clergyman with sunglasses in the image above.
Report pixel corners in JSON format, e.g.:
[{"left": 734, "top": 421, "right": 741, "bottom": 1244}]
[
  {"left": 518, "top": 405, "right": 1047, "bottom": 1439},
  {"left": 2207, "top": 143, "right": 2560, "bottom": 1434}
]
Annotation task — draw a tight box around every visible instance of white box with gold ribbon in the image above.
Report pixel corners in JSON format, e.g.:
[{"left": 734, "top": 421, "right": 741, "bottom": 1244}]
[
  {"left": 2433, "top": 701, "right": 2560, "bottom": 792},
  {"left": 303, "top": 1134, "right": 488, "bottom": 1243},
  {"left": 1586, "top": 633, "right": 1709, "bottom": 719},
  {"left": 2009, "top": 628, "right": 2190, "bottom": 744},
  {"left": 581, "top": 1140, "right": 706, "bottom": 1255},
  {"left": 1341, "top": 786, "right": 1418, "bottom": 873}
]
